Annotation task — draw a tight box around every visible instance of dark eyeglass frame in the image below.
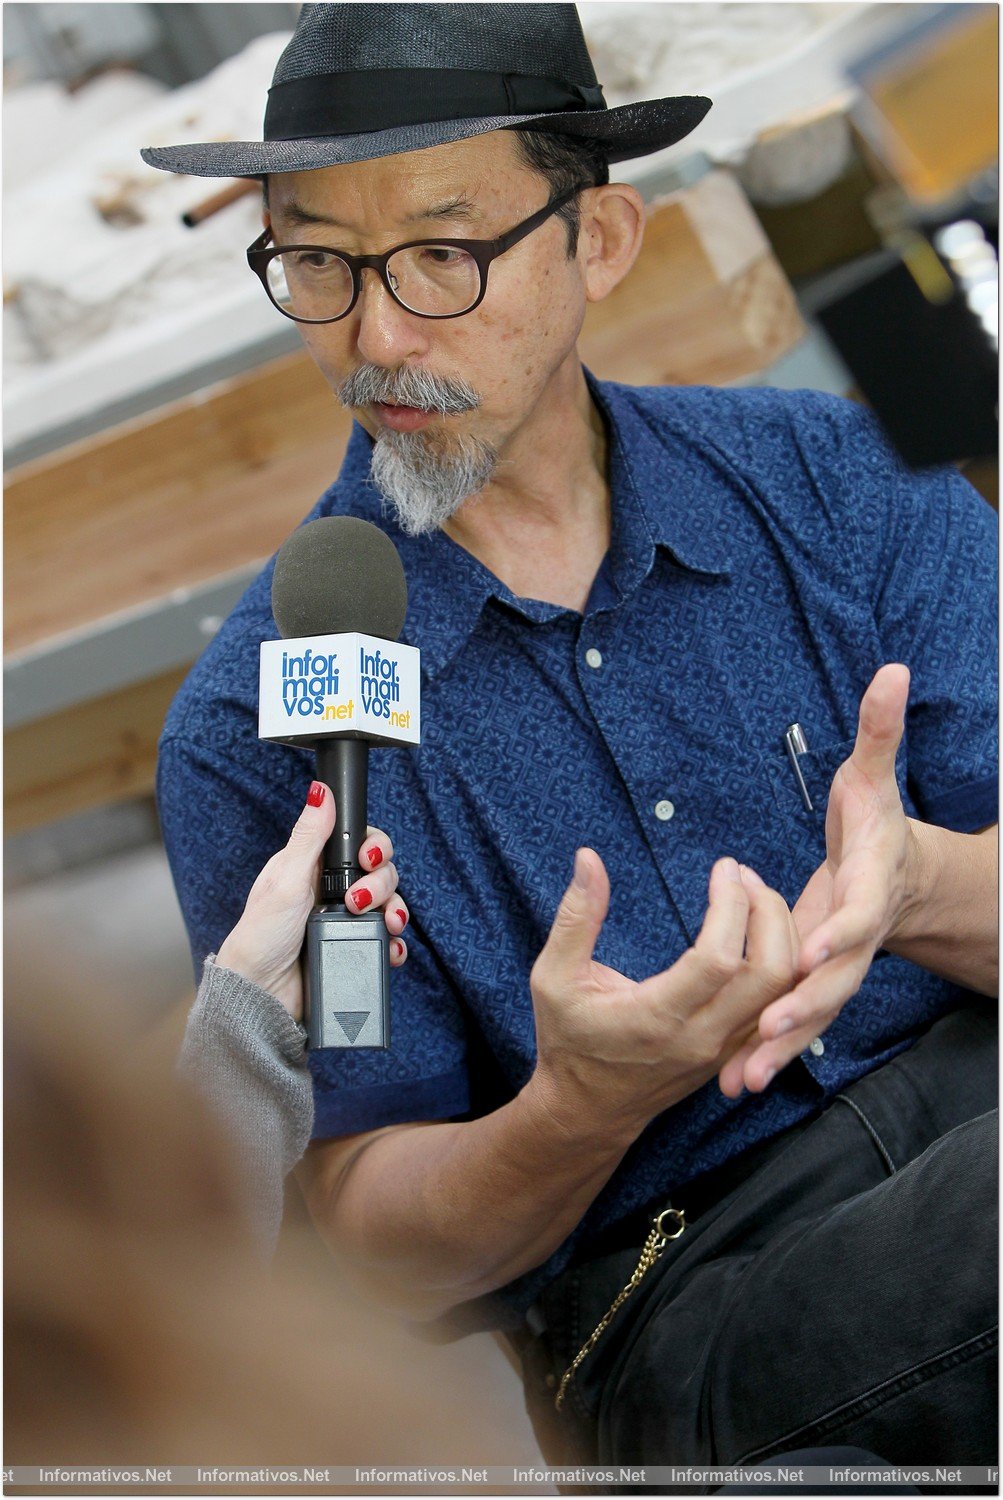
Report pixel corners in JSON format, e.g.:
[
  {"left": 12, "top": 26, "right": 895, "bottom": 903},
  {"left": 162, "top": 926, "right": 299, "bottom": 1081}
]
[{"left": 246, "top": 183, "right": 588, "bottom": 324}]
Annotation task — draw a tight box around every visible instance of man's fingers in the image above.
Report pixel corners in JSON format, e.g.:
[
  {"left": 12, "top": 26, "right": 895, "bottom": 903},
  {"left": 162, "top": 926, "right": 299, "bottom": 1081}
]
[
  {"left": 684, "top": 866, "right": 793, "bottom": 1059},
  {"left": 755, "top": 945, "right": 869, "bottom": 1052},
  {"left": 798, "top": 902, "right": 877, "bottom": 976},
  {"left": 850, "top": 663, "right": 909, "bottom": 788},
  {"left": 741, "top": 991, "right": 849, "bottom": 1092},
  {"left": 688, "top": 858, "right": 749, "bottom": 995},
  {"left": 717, "top": 1031, "right": 759, "bottom": 1098},
  {"left": 649, "top": 859, "right": 749, "bottom": 1008},
  {"left": 741, "top": 864, "right": 799, "bottom": 983},
  {"left": 536, "top": 848, "right": 611, "bottom": 979},
  {"left": 790, "top": 865, "right": 833, "bottom": 945},
  {"left": 797, "top": 860, "right": 886, "bottom": 974}
]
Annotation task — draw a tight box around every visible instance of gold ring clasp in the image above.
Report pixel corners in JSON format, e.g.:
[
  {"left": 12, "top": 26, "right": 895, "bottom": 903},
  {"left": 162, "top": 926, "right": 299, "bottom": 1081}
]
[{"left": 654, "top": 1206, "right": 686, "bottom": 1240}]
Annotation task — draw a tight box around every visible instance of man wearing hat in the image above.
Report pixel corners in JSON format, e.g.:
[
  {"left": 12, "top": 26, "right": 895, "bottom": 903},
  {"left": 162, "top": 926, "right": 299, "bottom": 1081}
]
[{"left": 149, "top": 4, "right": 997, "bottom": 1469}]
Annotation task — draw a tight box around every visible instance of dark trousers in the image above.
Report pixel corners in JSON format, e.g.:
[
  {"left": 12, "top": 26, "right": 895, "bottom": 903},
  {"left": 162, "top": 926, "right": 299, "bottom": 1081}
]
[{"left": 520, "top": 1006, "right": 998, "bottom": 1474}]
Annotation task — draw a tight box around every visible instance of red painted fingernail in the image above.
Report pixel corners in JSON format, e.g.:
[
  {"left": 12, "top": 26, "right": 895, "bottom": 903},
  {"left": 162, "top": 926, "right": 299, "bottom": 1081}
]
[
  {"left": 392, "top": 939, "right": 405, "bottom": 959},
  {"left": 366, "top": 846, "right": 383, "bottom": 868},
  {"left": 352, "top": 887, "right": 373, "bottom": 911},
  {"left": 396, "top": 908, "right": 408, "bottom": 928},
  {"left": 306, "top": 781, "right": 325, "bottom": 807}
]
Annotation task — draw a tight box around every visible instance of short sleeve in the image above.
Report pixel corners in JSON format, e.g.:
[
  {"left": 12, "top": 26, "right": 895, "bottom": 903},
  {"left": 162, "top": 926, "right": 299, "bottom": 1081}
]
[{"left": 837, "top": 407, "right": 999, "bottom": 831}]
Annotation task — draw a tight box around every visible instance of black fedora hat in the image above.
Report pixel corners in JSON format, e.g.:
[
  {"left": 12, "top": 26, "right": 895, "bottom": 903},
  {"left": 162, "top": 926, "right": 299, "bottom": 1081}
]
[{"left": 141, "top": 3, "right": 710, "bottom": 178}]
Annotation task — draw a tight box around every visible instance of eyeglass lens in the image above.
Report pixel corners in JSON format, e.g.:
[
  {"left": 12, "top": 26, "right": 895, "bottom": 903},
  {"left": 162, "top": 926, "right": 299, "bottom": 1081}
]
[{"left": 266, "top": 244, "right": 482, "bottom": 321}]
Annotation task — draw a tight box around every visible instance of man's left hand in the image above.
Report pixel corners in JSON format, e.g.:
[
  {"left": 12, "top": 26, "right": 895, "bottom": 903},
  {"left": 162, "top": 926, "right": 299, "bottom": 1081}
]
[{"left": 719, "top": 663, "right": 917, "bottom": 1096}]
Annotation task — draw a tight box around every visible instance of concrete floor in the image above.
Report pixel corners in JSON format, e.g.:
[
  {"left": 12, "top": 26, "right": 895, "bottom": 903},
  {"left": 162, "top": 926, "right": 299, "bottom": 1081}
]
[{"left": 7, "top": 812, "right": 546, "bottom": 1468}]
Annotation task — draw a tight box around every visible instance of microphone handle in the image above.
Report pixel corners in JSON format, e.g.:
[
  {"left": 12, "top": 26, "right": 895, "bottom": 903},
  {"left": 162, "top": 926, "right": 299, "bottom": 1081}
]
[
  {"left": 314, "top": 737, "right": 369, "bottom": 902},
  {"left": 307, "top": 735, "right": 391, "bottom": 1050}
]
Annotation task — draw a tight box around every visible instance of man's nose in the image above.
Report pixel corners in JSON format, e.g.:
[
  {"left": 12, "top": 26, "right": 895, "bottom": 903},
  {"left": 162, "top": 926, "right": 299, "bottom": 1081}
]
[{"left": 352, "top": 266, "right": 432, "bottom": 367}]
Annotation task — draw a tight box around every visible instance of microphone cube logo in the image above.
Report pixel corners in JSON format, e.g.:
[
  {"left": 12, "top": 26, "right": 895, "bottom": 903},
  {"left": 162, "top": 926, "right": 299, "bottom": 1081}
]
[
  {"left": 281, "top": 646, "right": 341, "bottom": 718},
  {"left": 360, "top": 646, "right": 404, "bottom": 723},
  {"left": 259, "top": 632, "right": 420, "bottom": 746}
]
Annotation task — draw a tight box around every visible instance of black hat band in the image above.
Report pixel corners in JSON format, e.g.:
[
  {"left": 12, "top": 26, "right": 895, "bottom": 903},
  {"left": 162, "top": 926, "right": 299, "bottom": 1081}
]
[{"left": 265, "top": 67, "right": 606, "bottom": 140}]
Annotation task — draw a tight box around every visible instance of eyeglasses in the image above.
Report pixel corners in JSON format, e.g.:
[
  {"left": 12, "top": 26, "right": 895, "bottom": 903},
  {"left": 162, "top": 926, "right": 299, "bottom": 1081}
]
[{"left": 246, "top": 184, "right": 587, "bottom": 324}]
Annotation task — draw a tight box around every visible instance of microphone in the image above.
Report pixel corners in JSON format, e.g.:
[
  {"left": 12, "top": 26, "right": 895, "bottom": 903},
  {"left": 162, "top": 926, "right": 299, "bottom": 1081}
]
[{"left": 262, "top": 516, "right": 419, "bottom": 1051}]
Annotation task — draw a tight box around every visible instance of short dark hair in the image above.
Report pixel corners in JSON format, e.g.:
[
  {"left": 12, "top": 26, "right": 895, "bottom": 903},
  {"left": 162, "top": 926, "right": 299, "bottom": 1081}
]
[
  {"left": 510, "top": 129, "right": 610, "bottom": 255},
  {"left": 261, "top": 128, "right": 610, "bottom": 256}
]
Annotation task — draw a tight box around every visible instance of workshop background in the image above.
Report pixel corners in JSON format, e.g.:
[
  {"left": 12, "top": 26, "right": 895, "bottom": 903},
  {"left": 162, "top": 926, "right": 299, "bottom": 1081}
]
[{"left": 5, "top": 0, "right": 998, "bottom": 1472}]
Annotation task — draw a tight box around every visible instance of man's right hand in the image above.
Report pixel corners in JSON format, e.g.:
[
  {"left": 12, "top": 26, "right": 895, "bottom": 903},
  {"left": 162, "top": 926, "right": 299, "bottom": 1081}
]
[
  {"left": 529, "top": 850, "right": 798, "bottom": 1141},
  {"left": 302, "top": 850, "right": 799, "bottom": 1319}
]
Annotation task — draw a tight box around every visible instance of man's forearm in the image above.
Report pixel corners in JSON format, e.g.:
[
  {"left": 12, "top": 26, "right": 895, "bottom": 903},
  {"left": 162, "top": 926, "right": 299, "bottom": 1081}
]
[
  {"left": 297, "top": 1074, "right": 639, "bottom": 1319},
  {"left": 888, "top": 822, "right": 998, "bottom": 994}
]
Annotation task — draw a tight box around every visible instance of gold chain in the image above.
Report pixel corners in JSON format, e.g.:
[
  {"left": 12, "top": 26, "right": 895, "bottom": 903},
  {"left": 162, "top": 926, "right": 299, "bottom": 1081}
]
[{"left": 554, "top": 1207, "right": 686, "bottom": 1411}]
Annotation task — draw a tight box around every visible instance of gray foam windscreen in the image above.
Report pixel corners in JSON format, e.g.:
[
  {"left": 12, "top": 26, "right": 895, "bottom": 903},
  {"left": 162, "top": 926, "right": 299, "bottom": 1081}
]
[{"left": 271, "top": 516, "right": 408, "bottom": 641}]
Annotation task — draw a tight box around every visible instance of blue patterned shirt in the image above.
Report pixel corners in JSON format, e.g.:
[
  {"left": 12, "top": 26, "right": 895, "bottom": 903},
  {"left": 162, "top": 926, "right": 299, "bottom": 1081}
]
[{"left": 158, "top": 376, "right": 997, "bottom": 1324}]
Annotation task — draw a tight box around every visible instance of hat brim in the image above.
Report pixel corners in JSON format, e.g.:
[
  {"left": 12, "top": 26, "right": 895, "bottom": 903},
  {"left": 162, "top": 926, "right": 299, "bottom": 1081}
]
[{"left": 140, "top": 96, "right": 711, "bottom": 177}]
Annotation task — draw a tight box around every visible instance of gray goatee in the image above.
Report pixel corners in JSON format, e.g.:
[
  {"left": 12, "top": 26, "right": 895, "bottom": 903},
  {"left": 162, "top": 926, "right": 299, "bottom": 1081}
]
[{"left": 336, "top": 364, "right": 497, "bottom": 536}]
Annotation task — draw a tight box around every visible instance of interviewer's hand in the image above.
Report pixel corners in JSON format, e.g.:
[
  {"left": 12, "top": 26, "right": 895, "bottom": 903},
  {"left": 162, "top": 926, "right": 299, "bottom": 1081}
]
[
  {"left": 528, "top": 850, "right": 798, "bottom": 1140},
  {"left": 215, "top": 781, "right": 409, "bottom": 1020}
]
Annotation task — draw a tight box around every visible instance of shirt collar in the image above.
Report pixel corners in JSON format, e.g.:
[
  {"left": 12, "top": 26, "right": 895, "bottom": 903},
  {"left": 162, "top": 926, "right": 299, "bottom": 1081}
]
[
  {"left": 329, "top": 375, "right": 731, "bottom": 682},
  {"left": 588, "top": 373, "right": 733, "bottom": 581}
]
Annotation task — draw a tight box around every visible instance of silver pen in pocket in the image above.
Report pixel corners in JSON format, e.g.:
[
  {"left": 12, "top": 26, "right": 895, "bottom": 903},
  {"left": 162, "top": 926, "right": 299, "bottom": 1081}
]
[{"left": 784, "top": 722, "right": 814, "bottom": 812}]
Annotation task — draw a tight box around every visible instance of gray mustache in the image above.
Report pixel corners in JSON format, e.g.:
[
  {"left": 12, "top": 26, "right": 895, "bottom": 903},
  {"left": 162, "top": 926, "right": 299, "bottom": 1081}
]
[{"left": 337, "top": 364, "right": 481, "bottom": 417}]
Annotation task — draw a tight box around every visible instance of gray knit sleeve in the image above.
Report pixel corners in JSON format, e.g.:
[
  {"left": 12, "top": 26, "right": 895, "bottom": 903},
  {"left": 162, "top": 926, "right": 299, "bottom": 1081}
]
[{"left": 178, "top": 956, "right": 314, "bottom": 1257}]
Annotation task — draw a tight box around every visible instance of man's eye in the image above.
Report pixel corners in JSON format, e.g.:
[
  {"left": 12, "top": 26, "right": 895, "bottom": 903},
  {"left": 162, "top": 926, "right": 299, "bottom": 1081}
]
[
  {"left": 291, "top": 250, "right": 336, "bottom": 270},
  {"left": 420, "top": 246, "right": 464, "bottom": 265}
]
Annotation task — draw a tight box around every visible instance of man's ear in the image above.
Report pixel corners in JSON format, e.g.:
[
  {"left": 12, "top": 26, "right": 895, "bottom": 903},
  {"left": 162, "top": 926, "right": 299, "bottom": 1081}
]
[{"left": 579, "top": 183, "right": 645, "bottom": 304}]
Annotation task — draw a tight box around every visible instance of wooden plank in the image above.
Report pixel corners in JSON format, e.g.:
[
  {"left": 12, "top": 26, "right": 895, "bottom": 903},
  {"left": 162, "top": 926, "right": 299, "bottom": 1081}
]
[
  {"left": 4, "top": 665, "right": 190, "bottom": 834},
  {"left": 583, "top": 249, "right": 804, "bottom": 387},
  {"left": 4, "top": 351, "right": 353, "bottom": 657},
  {"left": 580, "top": 171, "right": 805, "bottom": 385}
]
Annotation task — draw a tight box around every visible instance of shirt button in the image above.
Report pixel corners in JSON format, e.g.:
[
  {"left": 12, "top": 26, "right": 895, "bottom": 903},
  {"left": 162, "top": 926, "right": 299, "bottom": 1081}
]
[
  {"left": 654, "top": 799, "right": 675, "bottom": 822},
  {"left": 809, "top": 1037, "right": 825, "bottom": 1057},
  {"left": 585, "top": 648, "right": 603, "bottom": 669}
]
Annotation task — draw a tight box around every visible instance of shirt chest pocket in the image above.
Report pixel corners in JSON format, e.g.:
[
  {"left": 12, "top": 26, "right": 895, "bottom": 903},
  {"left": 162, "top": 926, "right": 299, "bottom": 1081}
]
[{"left": 749, "top": 735, "right": 858, "bottom": 911}]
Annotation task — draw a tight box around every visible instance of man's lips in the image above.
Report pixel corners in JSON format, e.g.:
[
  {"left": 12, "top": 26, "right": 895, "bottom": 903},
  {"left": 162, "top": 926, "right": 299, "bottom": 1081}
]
[{"left": 372, "top": 401, "right": 436, "bottom": 433}]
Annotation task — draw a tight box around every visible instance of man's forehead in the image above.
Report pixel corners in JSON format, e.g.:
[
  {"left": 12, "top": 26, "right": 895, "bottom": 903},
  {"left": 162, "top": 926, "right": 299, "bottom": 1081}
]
[{"left": 266, "top": 129, "right": 534, "bottom": 226}]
